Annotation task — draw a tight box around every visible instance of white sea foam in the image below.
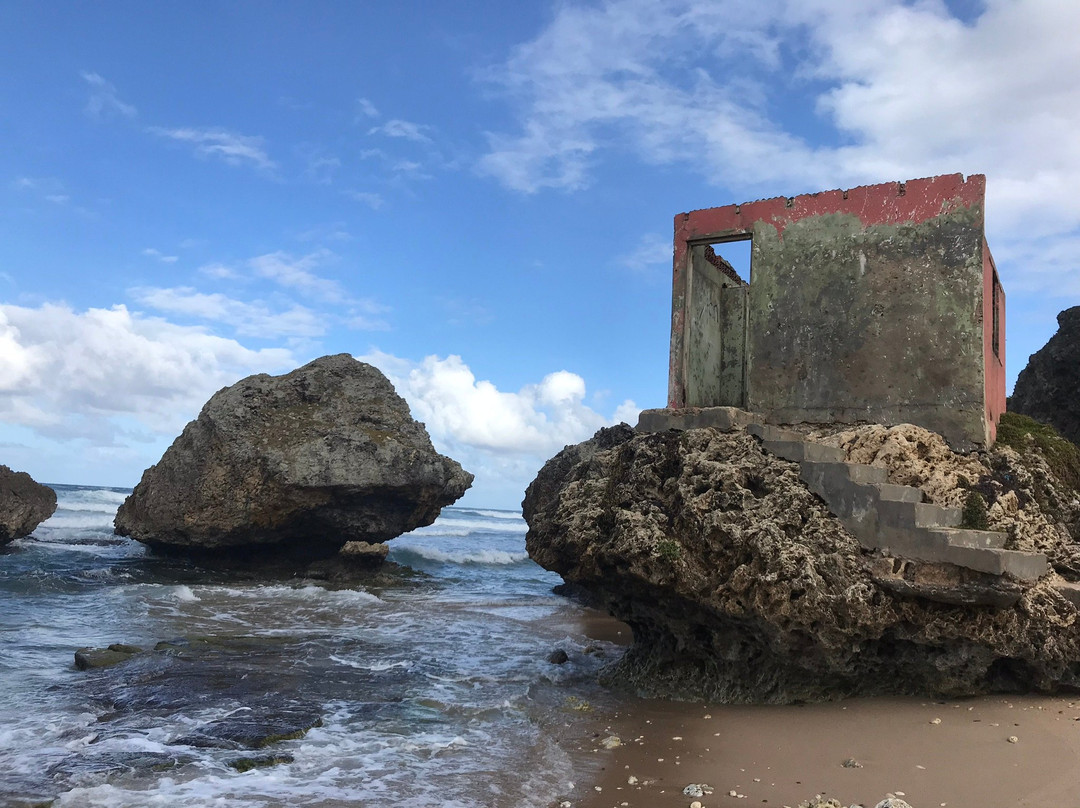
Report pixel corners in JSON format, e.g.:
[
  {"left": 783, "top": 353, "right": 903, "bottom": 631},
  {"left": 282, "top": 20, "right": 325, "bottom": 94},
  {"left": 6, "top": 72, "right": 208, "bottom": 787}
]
[
  {"left": 1, "top": 491, "right": 604, "bottom": 808},
  {"left": 408, "top": 518, "right": 528, "bottom": 536},
  {"left": 328, "top": 655, "right": 411, "bottom": 671},
  {"left": 393, "top": 546, "right": 529, "bottom": 565},
  {"left": 40, "top": 514, "right": 118, "bottom": 530},
  {"left": 170, "top": 585, "right": 200, "bottom": 602},
  {"left": 452, "top": 508, "right": 525, "bottom": 521}
]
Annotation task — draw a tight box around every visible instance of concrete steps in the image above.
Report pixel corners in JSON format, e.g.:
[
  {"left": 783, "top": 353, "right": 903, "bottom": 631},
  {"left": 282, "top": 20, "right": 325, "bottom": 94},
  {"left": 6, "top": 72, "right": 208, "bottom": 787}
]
[{"left": 638, "top": 407, "right": 1048, "bottom": 584}]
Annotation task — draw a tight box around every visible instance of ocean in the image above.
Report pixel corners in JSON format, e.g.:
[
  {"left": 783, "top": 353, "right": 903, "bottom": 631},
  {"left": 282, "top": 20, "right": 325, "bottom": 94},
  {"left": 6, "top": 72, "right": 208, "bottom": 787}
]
[{"left": 0, "top": 485, "right": 626, "bottom": 807}]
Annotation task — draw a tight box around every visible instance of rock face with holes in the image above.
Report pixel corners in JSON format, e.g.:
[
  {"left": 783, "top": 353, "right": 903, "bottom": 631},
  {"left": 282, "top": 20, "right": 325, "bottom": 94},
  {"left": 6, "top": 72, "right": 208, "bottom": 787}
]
[
  {"left": 115, "top": 354, "right": 472, "bottom": 558},
  {"left": 524, "top": 422, "right": 1080, "bottom": 703},
  {"left": 1011, "top": 306, "right": 1080, "bottom": 445},
  {"left": 0, "top": 465, "right": 56, "bottom": 545}
]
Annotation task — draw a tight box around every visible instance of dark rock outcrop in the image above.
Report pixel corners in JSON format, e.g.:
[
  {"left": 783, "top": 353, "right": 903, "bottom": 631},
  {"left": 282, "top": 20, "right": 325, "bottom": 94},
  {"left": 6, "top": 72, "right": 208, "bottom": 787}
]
[
  {"left": 524, "top": 425, "right": 1080, "bottom": 703},
  {"left": 0, "top": 466, "right": 56, "bottom": 545},
  {"left": 115, "top": 354, "right": 472, "bottom": 557},
  {"left": 1012, "top": 306, "right": 1080, "bottom": 444}
]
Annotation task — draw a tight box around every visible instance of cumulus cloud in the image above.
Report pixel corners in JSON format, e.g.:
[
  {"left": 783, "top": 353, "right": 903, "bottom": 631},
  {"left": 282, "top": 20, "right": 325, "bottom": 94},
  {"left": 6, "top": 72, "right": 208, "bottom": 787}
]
[
  {"left": 82, "top": 71, "right": 137, "bottom": 119},
  {"left": 0, "top": 303, "right": 294, "bottom": 444},
  {"left": 361, "top": 350, "right": 637, "bottom": 454},
  {"left": 149, "top": 126, "right": 275, "bottom": 170},
  {"left": 358, "top": 350, "right": 638, "bottom": 506}
]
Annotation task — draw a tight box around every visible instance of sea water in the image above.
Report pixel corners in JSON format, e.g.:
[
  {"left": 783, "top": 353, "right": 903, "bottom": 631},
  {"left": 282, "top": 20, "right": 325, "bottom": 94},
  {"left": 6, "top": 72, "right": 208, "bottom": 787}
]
[{"left": 0, "top": 485, "right": 624, "bottom": 807}]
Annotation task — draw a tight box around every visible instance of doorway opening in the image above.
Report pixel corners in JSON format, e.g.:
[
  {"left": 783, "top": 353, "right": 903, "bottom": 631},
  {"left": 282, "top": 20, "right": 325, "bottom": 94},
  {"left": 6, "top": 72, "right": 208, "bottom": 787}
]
[{"left": 684, "top": 235, "right": 752, "bottom": 409}]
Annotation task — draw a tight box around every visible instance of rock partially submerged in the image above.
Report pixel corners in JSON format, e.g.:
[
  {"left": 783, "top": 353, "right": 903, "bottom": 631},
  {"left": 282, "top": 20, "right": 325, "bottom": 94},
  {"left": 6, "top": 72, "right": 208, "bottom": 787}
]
[
  {"left": 524, "top": 424, "right": 1080, "bottom": 703},
  {"left": 115, "top": 355, "right": 472, "bottom": 558},
  {"left": 0, "top": 465, "right": 56, "bottom": 545},
  {"left": 1011, "top": 306, "right": 1080, "bottom": 444}
]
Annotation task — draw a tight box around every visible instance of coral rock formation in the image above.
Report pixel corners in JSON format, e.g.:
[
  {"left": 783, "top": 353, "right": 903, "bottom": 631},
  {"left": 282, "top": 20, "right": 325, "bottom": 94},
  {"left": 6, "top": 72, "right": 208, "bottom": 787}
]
[
  {"left": 1011, "top": 306, "right": 1080, "bottom": 445},
  {"left": 115, "top": 354, "right": 472, "bottom": 557},
  {"left": 524, "top": 424, "right": 1080, "bottom": 703},
  {"left": 0, "top": 465, "right": 56, "bottom": 545}
]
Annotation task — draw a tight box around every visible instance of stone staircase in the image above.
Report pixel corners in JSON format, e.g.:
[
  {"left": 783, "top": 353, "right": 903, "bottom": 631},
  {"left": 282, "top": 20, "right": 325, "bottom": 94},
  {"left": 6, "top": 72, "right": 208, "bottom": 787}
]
[
  {"left": 636, "top": 407, "right": 1049, "bottom": 585},
  {"left": 747, "top": 422, "right": 1047, "bottom": 582}
]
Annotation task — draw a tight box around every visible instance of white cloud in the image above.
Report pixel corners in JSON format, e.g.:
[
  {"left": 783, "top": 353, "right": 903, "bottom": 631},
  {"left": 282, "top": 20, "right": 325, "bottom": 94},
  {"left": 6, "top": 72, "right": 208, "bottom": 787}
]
[
  {"left": 358, "top": 350, "right": 638, "bottom": 507},
  {"left": 82, "top": 71, "right": 137, "bottom": 119},
  {"left": 12, "top": 176, "right": 70, "bottom": 203},
  {"left": 619, "top": 232, "right": 672, "bottom": 274},
  {"left": 130, "top": 286, "right": 326, "bottom": 338},
  {"left": 298, "top": 144, "right": 342, "bottom": 184},
  {"left": 478, "top": 0, "right": 1080, "bottom": 298},
  {"left": 198, "top": 262, "right": 239, "bottom": 280},
  {"left": 344, "top": 190, "right": 384, "bottom": 209},
  {"left": 345, "top": 298, "right": 391, "bottom": 332},
  {"left": 149, "top": 126, "right": 275, "bottom": 170},
  {"left": 247, "top": 249, "right": 345, "bottom": 300},
  {"left": 356, "top": 97, "right": 381, "bottom": 120},
  {"left": 368, "top": 119, "right": 432, "bottom": 143},
  {"left": 361, "top": 350, "right": 637, "bottom": 455},
  {"left": 142, "top": 247, "right": 179, "bottom": 264},
  {"left": 0, "top": 303, "right": 294, "bottom": 444}
]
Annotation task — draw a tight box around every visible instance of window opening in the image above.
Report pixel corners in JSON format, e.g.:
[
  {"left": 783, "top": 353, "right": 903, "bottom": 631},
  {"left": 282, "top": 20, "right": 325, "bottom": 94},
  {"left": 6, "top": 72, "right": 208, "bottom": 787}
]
[
  {"left": 991, "top": 270, "right": 1001, "bottom": 359},
  {"left": 706, "top": 238, "right": 751, "bottom": 286}
]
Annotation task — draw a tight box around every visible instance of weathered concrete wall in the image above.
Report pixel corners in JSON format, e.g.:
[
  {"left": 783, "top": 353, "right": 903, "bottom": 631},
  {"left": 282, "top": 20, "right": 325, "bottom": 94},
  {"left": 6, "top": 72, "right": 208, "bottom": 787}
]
[
  {"left": 669, "top": 174, "right": 996, "bottom": 450},
  {"left": 685, "top": 245, "right": 747, "bottom": 408},
  {"left": 685, "top": 247, "right": 724, "bottom": 407}
]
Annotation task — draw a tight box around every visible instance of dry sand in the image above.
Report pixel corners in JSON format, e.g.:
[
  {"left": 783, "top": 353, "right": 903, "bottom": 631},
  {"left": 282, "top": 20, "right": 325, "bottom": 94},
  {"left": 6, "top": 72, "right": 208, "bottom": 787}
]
[{"left": 563, "top": 614, "right": 1080, "bottom": 808}]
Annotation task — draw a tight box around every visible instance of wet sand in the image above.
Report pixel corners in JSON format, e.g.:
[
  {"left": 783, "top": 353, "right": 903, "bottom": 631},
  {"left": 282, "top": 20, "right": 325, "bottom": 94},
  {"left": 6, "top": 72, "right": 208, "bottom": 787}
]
[
  {"left": 564, "top": 612, "right": 1080, "bottom": 807},
  {"left": 566, "top": 692, "right": 1080, "bottom": 808}
]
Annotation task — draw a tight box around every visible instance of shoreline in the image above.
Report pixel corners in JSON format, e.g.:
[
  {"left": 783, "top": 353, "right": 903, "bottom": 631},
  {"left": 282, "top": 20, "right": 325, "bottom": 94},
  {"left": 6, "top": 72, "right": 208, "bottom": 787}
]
[
  {"left": 566, "top": 612, "right": 1080, "bottom": 807},
  {"left": 564, "top": 689, "right": 1080, "bottom": 808}
]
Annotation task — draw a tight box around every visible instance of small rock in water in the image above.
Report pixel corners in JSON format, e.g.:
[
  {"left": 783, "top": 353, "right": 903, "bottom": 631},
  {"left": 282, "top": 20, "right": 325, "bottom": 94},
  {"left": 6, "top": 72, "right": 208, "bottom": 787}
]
[
  {"left": 874, "top": 799, "right": 914, "bottom": 808},
  {"left": 339, "top": 540, "right": 389, "bottom": 565},
  {"left": 547, "top": 648, "right": 570, "bottom": 664},
  {"left": 841, "top": 758, "right": 864, "bottom": 768},
  {"left": 1007, "top": 735, "right": 1019, "bottom": 743},
  {"left": 599, "top": 735, "right": 622, "bottom": 749},
  {"left": 73, "top": 644, "right": 144, "bottom": 670},
  {"left": 690, "top": 802, "right": 703, "bottom": 808},
  {"left": 627, "top": 775, "right": 638, "bottom": 785},
  {"left": 930, "top": 717, "right": 942, "bottom": 724}
]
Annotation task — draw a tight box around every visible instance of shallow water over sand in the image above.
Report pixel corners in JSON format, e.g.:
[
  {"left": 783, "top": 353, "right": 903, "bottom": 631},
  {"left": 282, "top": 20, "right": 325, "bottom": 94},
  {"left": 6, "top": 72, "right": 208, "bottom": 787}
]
[{"left": 0, "top": 486, "right": 624, "bottom": 807}]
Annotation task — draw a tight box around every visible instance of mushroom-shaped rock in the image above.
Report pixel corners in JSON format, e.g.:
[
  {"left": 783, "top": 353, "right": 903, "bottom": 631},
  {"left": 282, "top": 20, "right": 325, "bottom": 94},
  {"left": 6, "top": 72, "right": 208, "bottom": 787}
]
[
  {"left": 0, "top": 465, "right": 57, "bottom": 545},
  {"left": 1011, "top": 306, "right": 1080, "bottom": 445},
  {"left": 114, "top": 355, "right": 472, "bottom": 557}
]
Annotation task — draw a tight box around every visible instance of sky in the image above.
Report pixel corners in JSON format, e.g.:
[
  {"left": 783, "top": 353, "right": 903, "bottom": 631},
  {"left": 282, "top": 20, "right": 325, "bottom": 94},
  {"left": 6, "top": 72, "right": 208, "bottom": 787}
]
[{"left": 2, "top": 0, "right": 1079, "bottom": 508}]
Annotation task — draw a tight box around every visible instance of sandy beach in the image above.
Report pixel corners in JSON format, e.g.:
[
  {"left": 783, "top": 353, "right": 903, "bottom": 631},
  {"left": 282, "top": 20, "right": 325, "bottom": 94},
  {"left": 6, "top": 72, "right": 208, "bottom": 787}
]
[{"left": 562, "top": 612, "right": 1080, "bottom": 808}]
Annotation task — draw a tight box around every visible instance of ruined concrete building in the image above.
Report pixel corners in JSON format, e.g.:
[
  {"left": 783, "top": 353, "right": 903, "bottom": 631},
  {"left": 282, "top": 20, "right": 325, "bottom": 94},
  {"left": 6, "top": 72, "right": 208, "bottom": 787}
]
[{"left": 664, "top": 173, "right": 1006, "bottom": 450}]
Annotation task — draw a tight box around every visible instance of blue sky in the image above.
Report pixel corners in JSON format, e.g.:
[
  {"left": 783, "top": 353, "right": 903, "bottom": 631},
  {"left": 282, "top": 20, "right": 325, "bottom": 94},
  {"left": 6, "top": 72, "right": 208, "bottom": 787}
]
[{"left": 2, "top": 0, "right": 1078, "bottom": 507}]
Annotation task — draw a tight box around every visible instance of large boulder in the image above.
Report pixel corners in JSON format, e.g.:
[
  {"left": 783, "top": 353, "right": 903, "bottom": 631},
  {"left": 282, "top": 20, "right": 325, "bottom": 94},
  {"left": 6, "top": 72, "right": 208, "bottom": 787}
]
[
  {"left": 0, "top": 465, "right": 57, "bottom": 545},
  {"left": 524, "top": 425, "right": 1080, "bottom": 703},
  {"left": 114, "top": 355, "right": 472, "bottom": 556},
  {"left": 1011, "top": 306, "right": 1080, "bottom": 445}
]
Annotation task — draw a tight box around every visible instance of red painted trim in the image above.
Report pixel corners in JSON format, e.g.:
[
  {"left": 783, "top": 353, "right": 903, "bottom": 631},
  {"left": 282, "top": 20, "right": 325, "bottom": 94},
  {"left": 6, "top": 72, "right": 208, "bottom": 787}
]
[
  {"left": 675, "top": 173, "right": 985, "bottom": 242},
  {"left": 983, "top": 244, "right": 1007, "bottom": 442}
]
